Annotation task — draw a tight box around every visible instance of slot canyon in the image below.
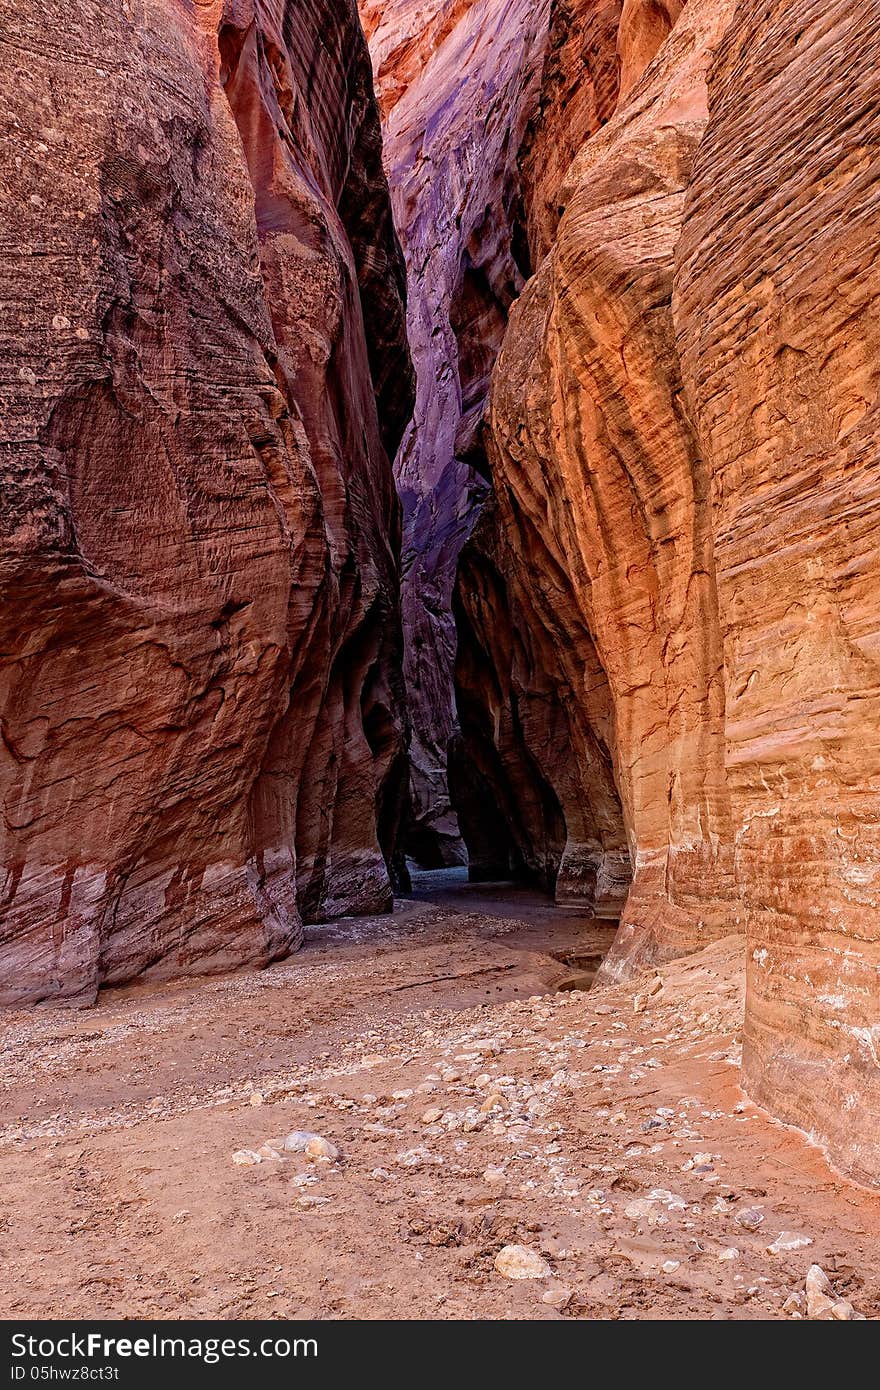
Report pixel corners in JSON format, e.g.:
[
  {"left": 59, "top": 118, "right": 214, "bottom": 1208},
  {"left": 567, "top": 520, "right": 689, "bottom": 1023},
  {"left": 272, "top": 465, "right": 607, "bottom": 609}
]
[{"left": 0, "top": 0, "right": 879, "bottom": 1322}]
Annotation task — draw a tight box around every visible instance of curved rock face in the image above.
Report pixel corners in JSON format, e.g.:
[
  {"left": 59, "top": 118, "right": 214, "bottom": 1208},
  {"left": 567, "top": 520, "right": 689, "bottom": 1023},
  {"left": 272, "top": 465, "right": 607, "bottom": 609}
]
[
  {"left": 454, "top": 0, "right": 726, "bottom": 930},
  {"left": 675, "top": 0, "right": 880, "bottom": 1185},
  {"left": 359, "top": 0, "right": 551, "bottom": 866},
  {"left": 616, "top": 0, "right": 684, "bottom": 100},
  {"left": 0, "top": 0, "right": 413, "bottom": 1004},
  {"left": 450, "top": 0, "right": 635, "bottom": 915}
]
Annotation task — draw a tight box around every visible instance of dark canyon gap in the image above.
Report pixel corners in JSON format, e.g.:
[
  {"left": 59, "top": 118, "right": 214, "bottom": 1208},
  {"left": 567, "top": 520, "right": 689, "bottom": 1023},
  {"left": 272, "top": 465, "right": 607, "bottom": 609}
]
[{"left": 358, "top": 0, "right": 555, "bottom": 867}]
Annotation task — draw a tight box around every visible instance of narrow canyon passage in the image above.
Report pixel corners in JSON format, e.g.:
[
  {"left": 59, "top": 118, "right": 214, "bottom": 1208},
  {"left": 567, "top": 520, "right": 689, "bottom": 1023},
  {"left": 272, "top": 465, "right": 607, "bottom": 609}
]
[
  {"left": 2, "top": 0, "right": 880, "bottom": 1329},
  {"left": 1, "top": 878, "right": 879, "bottom": 1319}
]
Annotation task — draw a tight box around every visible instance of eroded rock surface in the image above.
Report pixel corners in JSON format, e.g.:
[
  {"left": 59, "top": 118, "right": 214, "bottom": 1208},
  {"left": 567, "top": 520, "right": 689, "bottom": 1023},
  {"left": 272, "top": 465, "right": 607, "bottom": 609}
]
[
  {"left": 675, "top": 0, "right": 880, "bottom": 1186},
  {"left": 518, "top": 0, "right": 623, "bottom": 266},
  {"left": 0, "top": 0, "right": 413, "bottom": 1004},
  {"left": 456, "top": 0, "right": 738, "bottom": 941}
]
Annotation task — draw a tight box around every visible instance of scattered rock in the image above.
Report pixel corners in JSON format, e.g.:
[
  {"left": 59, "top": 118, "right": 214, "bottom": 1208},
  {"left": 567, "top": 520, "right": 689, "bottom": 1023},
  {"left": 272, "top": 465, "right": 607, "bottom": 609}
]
[
  {"left": 306, "top": 1136, "right": 340, "bottom": 1162},
  {"left": 231, "top": 1149, "right": 262, "bottom": 1166},
  {"left": 280, "top": 1131, "right": 339, "bottom": 1161},
  {"left": 734, "top": 1207, "right": 765, "bottom": 1232},
  {"left": 421, "top": 1107, "right": 443, "bottom": 1125},
  {"left": 634, "top": 978, "right": 663, "bottom": 1012},
  {"left": 662, "top": 1260, "right": 681, "bottom": 1273},
  {"left": 494, "top": 1245, "right": 552, "bottom": 1280},
  {"left": 649, "top": 1188, "right": 688, "bottom": 1211},
  {"left": 806, "top": 1264, "right": 839, "bottom": 1320},
  {"left": 542, "top": 1284, "right": 574, "bottom": 1307},
  {"left": 805, "top": 1264, "right": 863, "bottom": 1320},
  {"left": 624, "top": 1198, "right": 666, "bottom": 1226},
  {"left": 283, "top": 1131, "right": 320, "bottom": 1153},
  {"left": 767, "top": 1231, "right": 813, "bottom": 1254},
  {"left": 395, "top": 1147, "right": 443, "bottom": 1169}
]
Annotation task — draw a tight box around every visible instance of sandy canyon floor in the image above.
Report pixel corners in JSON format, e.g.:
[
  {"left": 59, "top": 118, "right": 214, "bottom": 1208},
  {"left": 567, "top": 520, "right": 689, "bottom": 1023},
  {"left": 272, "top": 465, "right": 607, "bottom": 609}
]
[{"left": 1, "top": 869, "right": 878, "bottom": 1320}]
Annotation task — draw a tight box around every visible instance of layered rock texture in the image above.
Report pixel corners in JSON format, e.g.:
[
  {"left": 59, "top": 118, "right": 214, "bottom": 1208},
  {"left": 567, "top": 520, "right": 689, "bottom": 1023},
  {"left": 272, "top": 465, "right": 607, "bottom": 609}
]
[
  {"left": 675, "top": 0, "right": 880, "bottom": 1186},
  {"left": 359, "top": 0, "right": 551, "bottom": 865},
  {"left": 0, "top": 0, "right": 413, "bottom": 1004},
  {"left": 459, "top": 0, "right": 739, "bottom": 950},
  {"left": 518, "top": 0, "right": 623, "bottom": 264},
  {"left": 453, "top": 0, "right": 880, "bottom": 1182}
]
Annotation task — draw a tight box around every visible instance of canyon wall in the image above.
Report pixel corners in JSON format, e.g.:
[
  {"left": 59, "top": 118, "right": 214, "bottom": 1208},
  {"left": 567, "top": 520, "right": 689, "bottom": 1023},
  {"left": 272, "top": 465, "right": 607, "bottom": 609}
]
[
  {"left": 518, "top": 0, "right": 623, "bottom": 265},
  {"left": 454, "top": 0, "right": 684, "bottom": 915},
  {"left": 359, "top": 0, "right": 551, "bottom": 865},
  {"left": 675, "top": 0, "right": 880, "bottom": 1184},
  {"left": 0, "top": 0, "right": 413, "bottom": 1004},
  {"left": 456, "top": 0, "right": 880, "bottom": 1182},
  {"left": 469, "top": 0, "right": 739, "bottom": 956}
]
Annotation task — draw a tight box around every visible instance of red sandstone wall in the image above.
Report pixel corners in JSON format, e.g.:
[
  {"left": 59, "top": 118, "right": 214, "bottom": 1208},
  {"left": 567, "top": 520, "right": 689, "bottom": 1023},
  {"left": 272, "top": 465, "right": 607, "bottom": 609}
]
[{"left": 0, "top": 0, "right": 413, "bottom": 1003}]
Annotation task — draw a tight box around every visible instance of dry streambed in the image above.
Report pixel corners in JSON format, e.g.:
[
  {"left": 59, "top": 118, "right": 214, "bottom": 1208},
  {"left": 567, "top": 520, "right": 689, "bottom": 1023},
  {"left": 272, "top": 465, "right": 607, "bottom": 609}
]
[{"left": 0, "top": 890, "right": 878, "bottom": 1319}]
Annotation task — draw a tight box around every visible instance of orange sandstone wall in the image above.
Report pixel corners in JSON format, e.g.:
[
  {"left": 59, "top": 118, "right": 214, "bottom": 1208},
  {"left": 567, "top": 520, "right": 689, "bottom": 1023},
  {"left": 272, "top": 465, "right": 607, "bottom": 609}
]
[
  {"left": 456, "top": 0, "right": 736, "bottom": 937},
  {"left": 675, "top": 0, "right": 880, "bottom": 1185}
]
